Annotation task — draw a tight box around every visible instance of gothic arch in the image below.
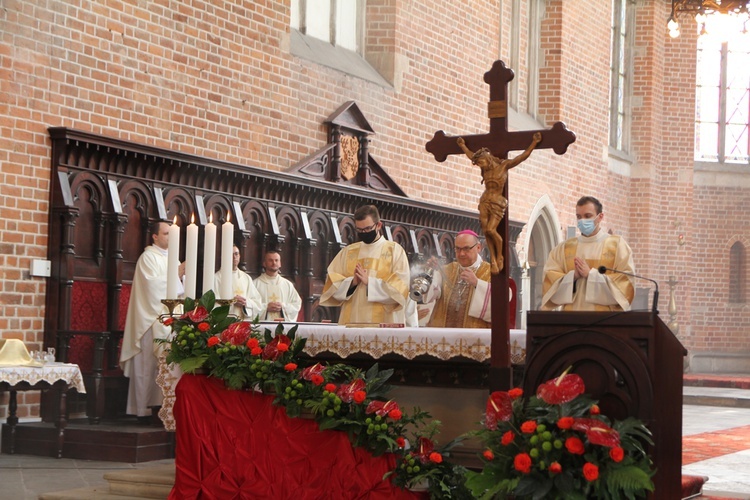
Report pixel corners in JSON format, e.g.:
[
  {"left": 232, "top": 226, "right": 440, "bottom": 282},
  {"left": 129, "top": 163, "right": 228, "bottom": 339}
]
[{"left": 521, "top": 195, "right": 562, "bottom": 321}]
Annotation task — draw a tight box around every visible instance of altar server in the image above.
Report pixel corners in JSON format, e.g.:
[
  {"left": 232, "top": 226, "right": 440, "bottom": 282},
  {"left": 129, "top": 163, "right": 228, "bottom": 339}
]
[
  {"left": 541, "top": 196, "right": 635, "bottom": 311},
  {"left": 214, "top": 245, "right": 263, "bottom": 320},
  {"left": 120, "top": 221, "right": 182, "bottom": 419},
  {"left": 254, "top": 250, "right": 302, "bottom": 322},
  {"left": 320, "top": 205, "right": 410, "bottom": 325}
]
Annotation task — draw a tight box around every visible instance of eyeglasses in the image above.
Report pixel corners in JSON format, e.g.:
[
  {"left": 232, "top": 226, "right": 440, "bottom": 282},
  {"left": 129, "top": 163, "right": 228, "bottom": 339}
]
[
  {"left": 454, "top": 243, "right": 479, "bottom": 253},
  {"left": 355, "top": 223, "right": 378, "bottom": 234}
]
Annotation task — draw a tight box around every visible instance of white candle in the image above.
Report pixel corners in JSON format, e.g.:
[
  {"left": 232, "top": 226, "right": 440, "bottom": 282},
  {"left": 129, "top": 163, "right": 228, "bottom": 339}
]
[
  {"left": 184, "top": 214, "right": 198, "bottom": 299},
  {"left": 220, "top": 212, "right": 234, "bottom": 300},
  {"left": 166, "top": 217, "right": 180, "bottom": 300},
  {"left": 202, "top": 214, "right": 217, "bottom": 296}
]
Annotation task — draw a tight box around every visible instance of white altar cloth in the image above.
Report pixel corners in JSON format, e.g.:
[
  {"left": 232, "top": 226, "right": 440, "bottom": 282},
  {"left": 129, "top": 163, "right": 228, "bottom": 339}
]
[{"left": 0, "top": 362, "right": 86, "bottom": 393}]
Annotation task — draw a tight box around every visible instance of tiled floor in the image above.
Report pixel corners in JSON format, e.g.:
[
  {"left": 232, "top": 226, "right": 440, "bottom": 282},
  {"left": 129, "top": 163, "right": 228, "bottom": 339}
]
[{"left": 1, "top": 392, "right": 749, "bottom": 499}]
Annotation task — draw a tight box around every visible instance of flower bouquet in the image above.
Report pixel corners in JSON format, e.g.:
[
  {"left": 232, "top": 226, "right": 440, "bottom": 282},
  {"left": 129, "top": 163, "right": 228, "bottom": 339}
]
[{"left": 465, "top": 368, "right": 655, "bottom": 500}]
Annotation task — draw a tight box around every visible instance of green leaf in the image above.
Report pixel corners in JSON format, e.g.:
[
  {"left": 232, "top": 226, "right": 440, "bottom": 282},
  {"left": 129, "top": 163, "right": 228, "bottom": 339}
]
[{"left": 178, "top": 355, "right": 208, "bottom": 373}]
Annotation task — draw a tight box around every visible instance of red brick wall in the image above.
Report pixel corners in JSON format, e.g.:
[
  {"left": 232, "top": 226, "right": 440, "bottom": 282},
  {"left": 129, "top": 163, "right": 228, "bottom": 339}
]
[{"left": 1, "top": 0, "right": 748, "bottom": 418}]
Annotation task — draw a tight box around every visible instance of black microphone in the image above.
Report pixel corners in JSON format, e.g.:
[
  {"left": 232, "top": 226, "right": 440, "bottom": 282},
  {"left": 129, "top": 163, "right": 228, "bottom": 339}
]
[{"left": 597, "top": 266, "right": 659, "bottom": 314}]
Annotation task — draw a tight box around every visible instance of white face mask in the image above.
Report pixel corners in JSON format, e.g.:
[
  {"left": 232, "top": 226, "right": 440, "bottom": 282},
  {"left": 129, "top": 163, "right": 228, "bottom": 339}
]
[{"left": 577, "top": 218, "right": 597, "bottom": 236}]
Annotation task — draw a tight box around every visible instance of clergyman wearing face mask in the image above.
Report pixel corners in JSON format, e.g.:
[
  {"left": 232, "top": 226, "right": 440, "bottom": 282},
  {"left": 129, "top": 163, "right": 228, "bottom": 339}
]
[
  {"left": 320, "top": 205, "right": 411, "bottom": 325},
  {"left": 540, "top": 196, "right": 636, "bottom": 312}
]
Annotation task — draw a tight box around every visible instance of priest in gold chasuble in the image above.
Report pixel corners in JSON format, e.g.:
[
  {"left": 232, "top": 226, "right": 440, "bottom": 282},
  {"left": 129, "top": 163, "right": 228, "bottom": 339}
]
[
  {"left": 541, "top": 196, "right": 635, "bottom": 311},
  {"left": 320, "top": 205, "right": 410, "bottom": 325}
]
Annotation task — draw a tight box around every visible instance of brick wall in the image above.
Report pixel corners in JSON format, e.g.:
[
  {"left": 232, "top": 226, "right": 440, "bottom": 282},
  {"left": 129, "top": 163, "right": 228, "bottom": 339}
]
[{"left": 1, "top": 0, "right": 748, "bottom": 419}]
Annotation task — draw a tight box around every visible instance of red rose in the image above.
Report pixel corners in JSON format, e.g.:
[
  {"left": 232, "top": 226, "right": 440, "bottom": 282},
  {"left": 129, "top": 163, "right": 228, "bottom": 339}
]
[
  {"left": 277, "top": 342, "right": 289, "bottom": 352},
  {"left": 508, "top": 388, "right": 523, "bottom": 399},
  {"left": 388, "top": 409, "right": 402, "bottom": 421},
  {"left": 353, "top": 390, "right": 367, "bottom": 404},
  {"left": 565, "top": 436, "right": 586, "bottom": 455},
  {"left": 501, "top": 430, "right": 515, "bottom": 446},
  {"left": 557, "top": 416, "right": 574, "bottom": 429},
  {"left": 583, "top": 462, "right": 599, "bottom": 481},
  {"left": 163, "top": 317, "right": 174, "bottom": 326},
  {"left": 396, "top": 437, "right": 406, "bottom": 448},
  {"left": 549, "top": 462, "right": 562, "bottom": 474},
  {"left": 284, "top": 363, "right": 297, "bottom": 372},
  {"left": 250, "top": 346, "right": 262, "bottom": 356},
  {"left": 429, "top": 452, "right": 443, "bottom": 464},
  {"left": 324, "top": 383, "right": 337, "bottom": 393},
  {"left": 311, "top": 374, "right": 324, "bottom": 386},
  {"left": 197, "top": 322, "right": 210, "bottom": 332},
  {"left": 520, "top": 420, "right": 538, "bottom": 434},
  {"left": 590, "top": 404, "right": 601, "bottom": 415},
  {"left": 513, "top": 453, "right": 532, "bottom": 474},
  {"left": 609, "top": 446, "right": 625, "bottom": 462},
  {"left": 207, "top": 336, "right": 220, "bottom": 347},
  {"left": 483, "top": 449, "right": 494, "bottom": 461},
  {"left": 246, "top": 338, "right": 259, "bottom": 349}
]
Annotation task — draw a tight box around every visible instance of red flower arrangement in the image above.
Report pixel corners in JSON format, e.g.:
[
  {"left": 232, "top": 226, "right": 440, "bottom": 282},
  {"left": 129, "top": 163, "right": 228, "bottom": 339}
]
[{"left": 465, "top": 368, "right": 655, "bottom": 500}]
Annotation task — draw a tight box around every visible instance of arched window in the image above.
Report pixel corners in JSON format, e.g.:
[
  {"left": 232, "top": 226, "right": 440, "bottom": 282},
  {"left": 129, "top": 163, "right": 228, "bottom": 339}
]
[{"left": 729, "top": 241, "right": 746, "bottom": 303}]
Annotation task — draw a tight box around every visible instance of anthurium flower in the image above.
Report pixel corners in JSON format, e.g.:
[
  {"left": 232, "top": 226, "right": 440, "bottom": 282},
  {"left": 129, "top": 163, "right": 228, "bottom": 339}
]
[
  {"left": 336, "top": 378, "right": 366, "bottom": 403},
  {"left": 220, "top": 321, "right": 252, "bottom": 346},
  {"left": 300, "top": 363, "right": 325, "bottom": 381},
  {"left": 365, "top": 399, "right": 399, "bottom": 417},
  {"left": 262, "top": 334, "right": 292, "bottom": 361},
  {"left": 414, "top": 437, "right": 435, "bottom": 464},
  {"left": 484, "top": 391, "right": 513, "bottom": 430},
  {"left": 572, "top": 418, "right": 620, "bottom": 447},
  {"left": 163, "top": 317, "right": 174, "bottom": 326},
  {"left": 536, "top": 368, "right": 585, "bottom": 404},
  {"left": 182, "top": 305, "right": 209, "bottom": 322}
]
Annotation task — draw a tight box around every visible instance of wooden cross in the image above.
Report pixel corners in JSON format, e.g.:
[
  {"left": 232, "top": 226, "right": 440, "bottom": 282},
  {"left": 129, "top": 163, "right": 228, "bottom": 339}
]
[{"left": 425, "top": 60, "right": 576, "bottom": 391}]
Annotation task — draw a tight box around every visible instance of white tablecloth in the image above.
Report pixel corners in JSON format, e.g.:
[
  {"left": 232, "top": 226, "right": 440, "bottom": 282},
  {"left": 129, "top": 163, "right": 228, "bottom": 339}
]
[{"left": 0, "top": 362, "right": 86, "bottom": 393}]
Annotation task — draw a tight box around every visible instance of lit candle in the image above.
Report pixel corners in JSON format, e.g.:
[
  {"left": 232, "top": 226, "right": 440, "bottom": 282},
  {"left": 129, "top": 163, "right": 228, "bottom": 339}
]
[
  {"left": 166, "top": 217, "right": 180, "bottom": 300},
  {"left": 184, "top": 214, "right": 198, "bottom": 299},
  {"left": 202, "top": 213, "right": 217, "bottom": 295},
  {"left": 220, "top": 212, "right": 233, "bottom": 300}
]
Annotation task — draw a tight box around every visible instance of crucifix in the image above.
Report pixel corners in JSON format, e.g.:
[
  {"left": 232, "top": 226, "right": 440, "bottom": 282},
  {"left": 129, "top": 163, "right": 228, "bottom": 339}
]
[{"left": 425, "top": 60, "right": 576, "bottom": 391}]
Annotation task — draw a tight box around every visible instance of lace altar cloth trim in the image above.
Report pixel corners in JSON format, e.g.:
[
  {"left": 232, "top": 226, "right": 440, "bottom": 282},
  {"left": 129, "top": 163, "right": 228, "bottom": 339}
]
[{"left": 0, "top": 363, "right": 86, "bottom": 393}]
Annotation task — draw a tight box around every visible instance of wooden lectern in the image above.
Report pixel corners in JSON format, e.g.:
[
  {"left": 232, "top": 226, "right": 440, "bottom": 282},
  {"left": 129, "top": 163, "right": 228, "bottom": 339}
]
[{"left": 524, "top": 311, "right": 687, "bottom": 500}]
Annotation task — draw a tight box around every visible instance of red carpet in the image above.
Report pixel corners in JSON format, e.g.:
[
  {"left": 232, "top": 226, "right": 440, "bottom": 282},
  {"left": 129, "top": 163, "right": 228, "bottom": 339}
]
[
  {"left": 682, "top": 424, "right": 750, "bottom": 465},
  {"left": 684, "top": 373, "right": 750, "bottom": 390}
]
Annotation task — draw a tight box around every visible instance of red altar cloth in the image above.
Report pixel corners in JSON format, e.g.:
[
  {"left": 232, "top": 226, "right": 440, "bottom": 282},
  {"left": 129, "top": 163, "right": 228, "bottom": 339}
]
[{"left": 170, "top": 375, "right": 426, "bottom": 499}]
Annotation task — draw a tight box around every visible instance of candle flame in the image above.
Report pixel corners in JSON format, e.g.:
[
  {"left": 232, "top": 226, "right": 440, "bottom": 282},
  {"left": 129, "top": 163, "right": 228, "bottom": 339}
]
[
  {"left": 173, "top": 215, "right": 177, "bottom": 224},
  {"left": 209, "top": 213, "right": 213, "bottom": 224},
  {"left": 191, "top": 213, "right": 195, "bottom": 224},
  {"left": 227, "top": 211, "right": 231, "bottom": 223}
]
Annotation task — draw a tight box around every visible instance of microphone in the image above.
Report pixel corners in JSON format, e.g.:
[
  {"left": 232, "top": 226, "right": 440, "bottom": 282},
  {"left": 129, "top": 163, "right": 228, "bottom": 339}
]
[{"left": 597, "top": 266, "right": 659, "bottom": 314}]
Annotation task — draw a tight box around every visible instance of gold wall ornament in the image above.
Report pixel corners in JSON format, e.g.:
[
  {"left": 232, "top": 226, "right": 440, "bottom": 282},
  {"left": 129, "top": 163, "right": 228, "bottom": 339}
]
[
  {"left": 339, "top": 135, "right": 360, "bottom": 180},
  {"left": 457, "top": 132, "right": 542, "bottom": 274}
]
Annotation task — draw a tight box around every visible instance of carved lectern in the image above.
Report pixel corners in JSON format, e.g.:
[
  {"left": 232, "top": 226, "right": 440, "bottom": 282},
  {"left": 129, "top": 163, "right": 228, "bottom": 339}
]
[{"left": 524, "top": 311, "right": 687, "bottom": 500}]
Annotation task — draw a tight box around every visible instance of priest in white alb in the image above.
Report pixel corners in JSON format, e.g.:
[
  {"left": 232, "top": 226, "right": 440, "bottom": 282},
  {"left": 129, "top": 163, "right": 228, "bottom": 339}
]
[
  {"left": 541, "top": 196, "right": 635, "bottom": 311},
  {"left": 254, "top": 250, "right": 302, "bottom": 321},
  {"left": 120, "top": 221, "right": 183, "bottom": 419},
  {"left": 320, "top": 205, "right": 410, "bottom": 325},
  {"left": 422, "top": 230, "right": 492, "bottom": 328},
  {"left": 214, "top": 245, "right": 263, "bottom": 320}
]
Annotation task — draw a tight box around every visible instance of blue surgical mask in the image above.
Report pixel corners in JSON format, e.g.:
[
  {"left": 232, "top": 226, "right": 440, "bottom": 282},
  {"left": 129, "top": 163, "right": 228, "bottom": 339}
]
[{"left": 577, "top": 218, "right": 597, "bottom": 236}]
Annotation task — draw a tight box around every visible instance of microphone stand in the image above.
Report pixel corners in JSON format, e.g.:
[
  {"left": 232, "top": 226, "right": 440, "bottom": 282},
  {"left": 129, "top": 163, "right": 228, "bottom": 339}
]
[{"left": 598, "top": 266, "right": 659, "bottom": 314}]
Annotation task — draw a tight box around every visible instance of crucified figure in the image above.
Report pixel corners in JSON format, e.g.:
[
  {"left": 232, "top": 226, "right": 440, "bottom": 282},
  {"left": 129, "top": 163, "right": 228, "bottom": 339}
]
[{"left": 457, "top": 132, "right": 542, "bottom": 274}]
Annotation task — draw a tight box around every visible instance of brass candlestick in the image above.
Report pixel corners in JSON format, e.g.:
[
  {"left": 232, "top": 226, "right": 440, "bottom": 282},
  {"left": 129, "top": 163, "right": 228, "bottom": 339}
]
[{"left": 161, "top": 299, "right": 184, "bottom": 317}]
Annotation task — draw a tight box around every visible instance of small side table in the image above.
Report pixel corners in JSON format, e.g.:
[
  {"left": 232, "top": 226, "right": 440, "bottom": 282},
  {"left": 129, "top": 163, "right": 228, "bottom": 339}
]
[{"left": 0, "top": 363, "right": 86, "bottom": 458}]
